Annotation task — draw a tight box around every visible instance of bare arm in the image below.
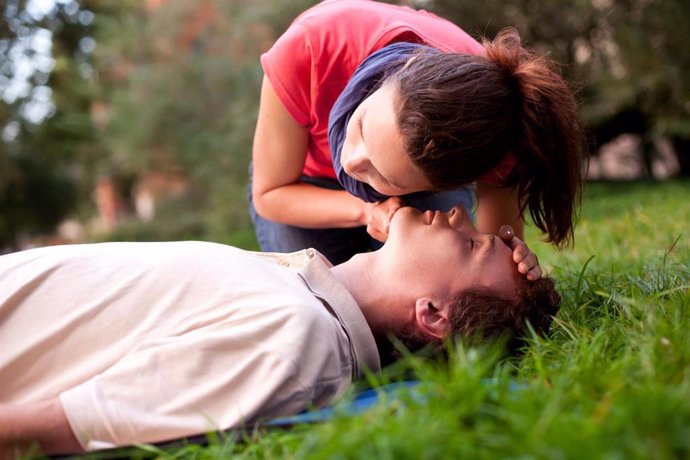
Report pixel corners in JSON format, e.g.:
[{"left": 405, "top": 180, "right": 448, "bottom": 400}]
[
  {"left": 476, "top": 182, "right": 542, "bottom": 280},
  {"left": 252, "top": 75, "right": 371, "bottom": 228},
  {"left": 0, "top": 398, "right": 82, "bottom": 457},
  {"left": 475, "top": 181, "right": 524, "bottom": 238}
]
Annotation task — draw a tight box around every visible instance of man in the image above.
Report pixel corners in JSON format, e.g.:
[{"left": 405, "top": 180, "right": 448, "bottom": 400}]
[{"left": 0, "top": 206, "right": 559, "bottom": 456}]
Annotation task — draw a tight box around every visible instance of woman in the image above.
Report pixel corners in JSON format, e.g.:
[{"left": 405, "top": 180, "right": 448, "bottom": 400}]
[{"left": 249, "top": 0, "right": 582, "bottom": 276}]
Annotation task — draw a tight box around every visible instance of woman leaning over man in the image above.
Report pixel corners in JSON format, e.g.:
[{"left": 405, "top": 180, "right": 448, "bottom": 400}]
[{"left": 249, "top": 0, "right": 582, "bottom": 276}]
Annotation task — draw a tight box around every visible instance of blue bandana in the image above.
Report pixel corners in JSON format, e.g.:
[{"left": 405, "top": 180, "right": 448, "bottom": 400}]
[{"left": 328, "top": 42, "right": 436, "bottom": 203}]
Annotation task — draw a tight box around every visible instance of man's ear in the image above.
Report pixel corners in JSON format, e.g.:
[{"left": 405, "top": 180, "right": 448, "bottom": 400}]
[{"left": 414, "top": 297, "right": 451, "bottom": 340}]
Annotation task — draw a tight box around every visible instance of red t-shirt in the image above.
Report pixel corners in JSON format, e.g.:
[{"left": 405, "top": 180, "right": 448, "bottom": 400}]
[{"left": 261, "top": 0, "right": 513, "bottom": 185}]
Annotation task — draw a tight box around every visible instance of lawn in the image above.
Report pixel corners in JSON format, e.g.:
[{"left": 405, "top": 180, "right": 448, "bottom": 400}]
[{"left": 64, "top": 179, "right": 690, "bottom": 460}]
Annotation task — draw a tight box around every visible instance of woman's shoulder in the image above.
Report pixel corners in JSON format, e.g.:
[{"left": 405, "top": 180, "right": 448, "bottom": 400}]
[{"left": 288, "top": 0, "right": 481, "bottom": 56}]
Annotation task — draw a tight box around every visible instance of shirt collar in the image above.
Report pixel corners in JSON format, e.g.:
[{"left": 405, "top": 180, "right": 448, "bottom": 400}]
[{"left": 296, "top": 250, "right": 381, "bottom": 377}]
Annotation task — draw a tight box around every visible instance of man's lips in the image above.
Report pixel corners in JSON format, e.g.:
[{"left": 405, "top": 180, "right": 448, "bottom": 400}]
[{"left": 420, "top": 208, "right": 462, "bottom": 225}]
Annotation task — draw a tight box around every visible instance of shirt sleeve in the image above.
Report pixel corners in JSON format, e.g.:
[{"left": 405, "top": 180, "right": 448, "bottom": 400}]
[
  {"left": 59, "top": 330, "right": 309, "bottom": 450},
  {"left": 260, "top": 22, "right": 313, "bottom": 126}
]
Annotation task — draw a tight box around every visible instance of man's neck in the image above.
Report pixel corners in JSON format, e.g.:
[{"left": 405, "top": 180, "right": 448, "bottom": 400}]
[
  {"left": 331, "top": 250, "right": 414, "bottom": 332},
  {"left": 330, "top": 252, "right": 386, "bottom": 332},
  {"left": 330, "top": 252, "right": 416, "bottom": 366},
  {"left": 330, "top": 253, "right": 374, "bottom": 302}
]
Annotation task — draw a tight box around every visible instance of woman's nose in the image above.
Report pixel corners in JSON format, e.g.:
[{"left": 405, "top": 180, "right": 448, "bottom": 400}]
[{"left": 342, "top": 144, "right": 369, "bottom": 175}]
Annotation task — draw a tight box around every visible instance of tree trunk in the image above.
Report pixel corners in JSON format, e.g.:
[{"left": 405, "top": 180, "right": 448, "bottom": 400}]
[{"left": 670, "top": 137, "right": 690, "bottom": 177}]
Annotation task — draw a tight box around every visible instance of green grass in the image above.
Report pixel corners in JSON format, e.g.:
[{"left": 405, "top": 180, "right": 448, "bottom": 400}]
[{"left": 59, "top": 180, "right": 690, "bottom": 460}]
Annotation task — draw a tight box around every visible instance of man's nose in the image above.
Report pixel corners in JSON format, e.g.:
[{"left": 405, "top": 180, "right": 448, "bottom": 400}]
[{"left": 449, "top": 206, "right": 472, "bottom": 227}]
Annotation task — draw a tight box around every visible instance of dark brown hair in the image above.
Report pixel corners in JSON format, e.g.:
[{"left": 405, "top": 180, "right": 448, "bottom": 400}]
[
  {"left": 449, "top": 276, "right": 561, "bottom": 350},
  {"left": 389, "top": 276, "right": 561, "bottom": 360},
  {"left": 388, "top": 28, "right": 583, "bottom": 247}
]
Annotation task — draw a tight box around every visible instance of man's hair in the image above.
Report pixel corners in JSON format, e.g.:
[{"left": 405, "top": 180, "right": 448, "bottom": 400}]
[
  {"left": 386, "top": 276, "right": 561, "bottom": 361},
  {"left": 449, "top": 276, "right": 561, "bottom": 351},
  {"left": 387, "top": 28, "right": 584, "bottom": 248}
]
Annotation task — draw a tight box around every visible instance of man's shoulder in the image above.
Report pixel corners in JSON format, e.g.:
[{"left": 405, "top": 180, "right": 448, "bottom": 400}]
[{"left": 244, "top": 248, "right": 324, "bottom": 269}]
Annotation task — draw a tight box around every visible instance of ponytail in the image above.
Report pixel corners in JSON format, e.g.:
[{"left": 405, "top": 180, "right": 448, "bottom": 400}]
[
  {"left": 483, "top": 28, "right": 584, "bottom": 247},
  {"left": 391, "top": 28, "right": 583, "bottom": 247}
]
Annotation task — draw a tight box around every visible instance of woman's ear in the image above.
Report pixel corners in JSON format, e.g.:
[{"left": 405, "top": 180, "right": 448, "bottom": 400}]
[{"left": 414, "top": 297, "right": 451, "bottom": 340}]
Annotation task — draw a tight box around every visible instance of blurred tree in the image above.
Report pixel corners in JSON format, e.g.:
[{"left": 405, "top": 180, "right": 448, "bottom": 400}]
[
  {"left": 607, "top": 0, "right": 690, "bottom": 175},
  {"left": 0, "top": 0, "right": 100, "bottom": 250},
  {"left": 432, "top": 0, "right": 598, "bottom": 74},
  {"left": 91, "top": 0, "right": 318, "bottom": 241}
]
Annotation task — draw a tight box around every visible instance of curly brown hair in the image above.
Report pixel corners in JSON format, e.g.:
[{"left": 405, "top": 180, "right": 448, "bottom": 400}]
[
  {"left": 389, "top": 276, "right": 561, "bottom": 360},
  {"left": 449, "top": 276, "right": 561, "bottom": 349}
]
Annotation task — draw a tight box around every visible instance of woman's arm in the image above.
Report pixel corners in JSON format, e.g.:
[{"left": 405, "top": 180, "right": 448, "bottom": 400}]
[
  {"left": 252, "top": 76, "right": 371, "bottom": 229},
  {"left": 476, "top": 182, "right": 542, "bottom": 280},
  {"left": 0, "top": 398, "right": 82, "bottom": 457},
  {"left": 475, "top": 181, "right": 524, "bottom": 238}
]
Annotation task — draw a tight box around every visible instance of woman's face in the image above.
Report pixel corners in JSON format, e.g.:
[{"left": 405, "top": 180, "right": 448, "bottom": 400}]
[{"left": 340, "top": 84, "right": 431, "bottom": 196}]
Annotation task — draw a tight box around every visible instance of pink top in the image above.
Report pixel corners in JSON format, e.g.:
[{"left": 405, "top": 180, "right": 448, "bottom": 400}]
[{"left": 261, "top": 0, "right": 514, "bottom": 185}]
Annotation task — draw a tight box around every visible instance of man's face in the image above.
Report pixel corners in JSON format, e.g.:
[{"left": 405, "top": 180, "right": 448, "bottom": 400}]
[
  {"left": 340, "top": 84, "right": 431, "bottom": 196},
  {"left": 384, "top": 206, "right": 522, "bottom": 301}
]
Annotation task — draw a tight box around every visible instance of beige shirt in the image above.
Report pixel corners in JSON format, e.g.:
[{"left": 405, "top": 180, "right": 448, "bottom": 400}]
[{"left": 0, "top": 242, "right": 380, "bottom": 450}]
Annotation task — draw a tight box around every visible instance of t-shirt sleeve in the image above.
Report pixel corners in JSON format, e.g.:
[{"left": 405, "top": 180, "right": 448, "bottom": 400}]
[
  {"left": 59, "top": 331, "right": 309, "bottom": 450},
  {"left": 260, "top": 22, "right": 313, "bottom": 126}
]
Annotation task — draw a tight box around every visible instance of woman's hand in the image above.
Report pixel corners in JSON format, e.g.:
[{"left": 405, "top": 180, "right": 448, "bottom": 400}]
[
  {"left": 363, "top": 197, "right": 404, "bottom": 242},
  {"left": 498, "top": 225, "right": 542, "bottom": 281}
]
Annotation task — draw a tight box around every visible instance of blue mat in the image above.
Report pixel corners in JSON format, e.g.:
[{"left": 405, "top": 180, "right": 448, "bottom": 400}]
[{"left": 265, "top": 380, "right": 422, "bottom": 427}]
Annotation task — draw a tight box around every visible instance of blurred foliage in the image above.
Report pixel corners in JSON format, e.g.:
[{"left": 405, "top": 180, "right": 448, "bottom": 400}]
[
  {"left": 1, "top": 0, "right": 689, "bottom": 246},
  {"left": 89, "top": 0, "right": 319, "bottom": 243},
  {"left": 1, "top": 0, "right": 101, "bottom": 249},
  {"left": 431, "top": 0, "right": 690, "bottom": 173}
]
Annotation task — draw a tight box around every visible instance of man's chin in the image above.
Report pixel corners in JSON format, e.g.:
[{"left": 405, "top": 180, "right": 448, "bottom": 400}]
[
  {"left": 390, "top": 206, "right": 421, "bottom": 223},
  {"left": 388, "top": 207, "right": 429, "bottom": 238}
]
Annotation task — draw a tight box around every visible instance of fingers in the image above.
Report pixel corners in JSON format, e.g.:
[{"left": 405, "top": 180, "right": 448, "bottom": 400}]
[
  {"left": 526, "top": 266, "right": 542, "bottom": 281},
  {"left": 520, "top": 255, "right": 542, "bottom": 280},
  {"left": 383, "top": 197, "right": 404, "bottom": 221},
  {"left": 365, "top": 197, "right": 404, "bottom": 242},
  {"left": 515, "top": 247, "right": 541, "bottom": 280},
  {"left": 511, "top": 239, "right": 530, "bottom": 261},
  {"left": 514, "top": 247, "right": 541, "bottom": 280},
  {"left": 498, "top": 225, "right": 514, "bottom": 241},
  {"left": 502, "top": 232, "right": 542, "bottom": 281}
]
